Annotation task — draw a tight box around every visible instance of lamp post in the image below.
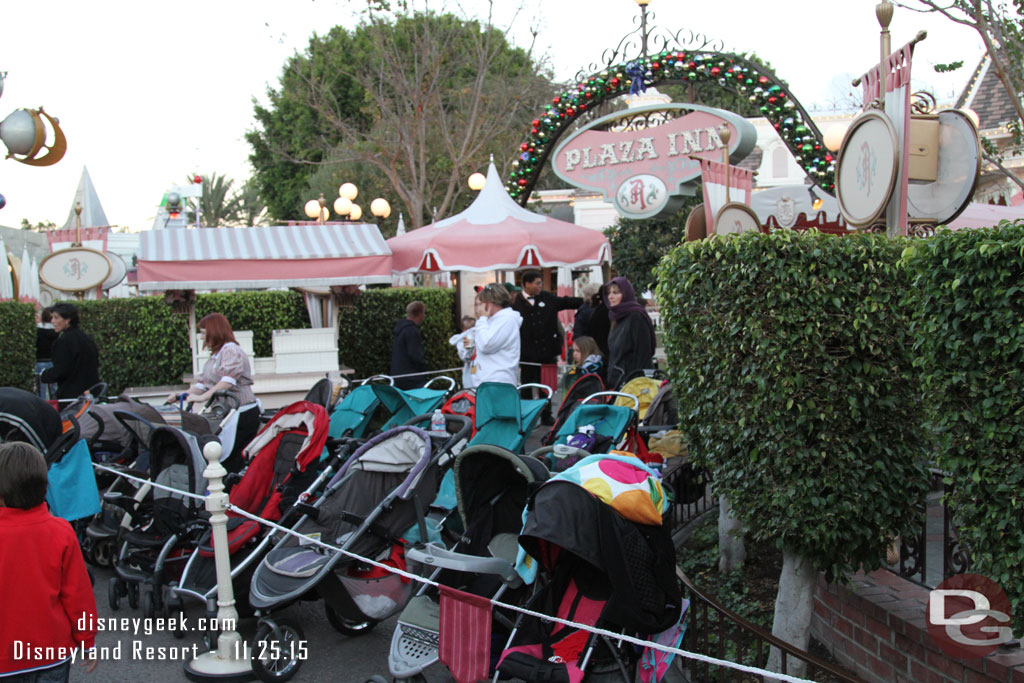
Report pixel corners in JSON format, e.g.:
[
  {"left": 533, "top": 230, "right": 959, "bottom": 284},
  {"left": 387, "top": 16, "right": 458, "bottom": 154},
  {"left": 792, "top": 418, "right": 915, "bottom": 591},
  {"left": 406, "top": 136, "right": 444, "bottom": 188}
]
[
  {"left": 468, "top": 172, "right": 486, "bottom": 191},
  {"left": 303, "top": 193, "right": 329, "bottom": 224}
]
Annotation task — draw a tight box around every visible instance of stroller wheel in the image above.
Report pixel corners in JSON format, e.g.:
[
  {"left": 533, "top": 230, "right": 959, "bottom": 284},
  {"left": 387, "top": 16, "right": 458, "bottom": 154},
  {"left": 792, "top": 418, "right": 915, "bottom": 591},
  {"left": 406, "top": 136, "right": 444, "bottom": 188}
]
[
  {"left": 89, "top": 538, "right": 114, "bottom": 568},
  {"left": 251, "top": 618, "right": 306, "bottom": 683},
  {"left": 127, "top": 582, "right": 140, "bottom": 610},
  {"left": 108, "top": 578, "right": 123, "bottom": 611},
  {"left": 324, "top": 603, "right": 377, "bottom": 637},
  {"left": 141, "top": 590, "right": 155, "bottom": 619}
]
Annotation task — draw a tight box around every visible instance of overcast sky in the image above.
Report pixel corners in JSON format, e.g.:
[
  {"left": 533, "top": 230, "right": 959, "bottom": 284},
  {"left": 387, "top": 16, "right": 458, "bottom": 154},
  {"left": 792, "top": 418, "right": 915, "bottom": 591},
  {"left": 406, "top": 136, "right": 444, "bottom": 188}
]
[{"left": 0, "top": 0, "right": 983, "bottom": 231}]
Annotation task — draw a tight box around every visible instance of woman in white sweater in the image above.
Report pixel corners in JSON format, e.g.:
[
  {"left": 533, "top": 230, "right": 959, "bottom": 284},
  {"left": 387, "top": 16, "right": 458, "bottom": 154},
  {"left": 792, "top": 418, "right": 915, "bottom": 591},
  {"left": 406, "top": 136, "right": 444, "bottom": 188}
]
[{"left": 467, "top": 283, "right": 522, "bottom": 386}]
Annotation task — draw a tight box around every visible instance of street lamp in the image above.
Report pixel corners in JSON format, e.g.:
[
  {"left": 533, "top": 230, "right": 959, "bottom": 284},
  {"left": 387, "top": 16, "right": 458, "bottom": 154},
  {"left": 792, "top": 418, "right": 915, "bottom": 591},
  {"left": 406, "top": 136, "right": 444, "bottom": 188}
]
[
  {"left": 468, "top": 172, "right": 486, "bottom": 191},
  {"left": 370, "top": 198, "right": 391, "bottom": 221},
  {"left": 0, "top": 72, "right": 67, "bottom": 167},
  {"left": 304, "top": 193, "right": 329, "bottom": 224}
]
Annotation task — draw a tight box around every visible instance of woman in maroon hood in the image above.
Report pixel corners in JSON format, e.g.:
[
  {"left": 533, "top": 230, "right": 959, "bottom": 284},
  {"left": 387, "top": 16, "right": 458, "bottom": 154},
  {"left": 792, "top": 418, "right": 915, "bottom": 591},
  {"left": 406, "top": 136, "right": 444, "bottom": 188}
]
[{"left": 603, "top": 276, "right": 657, "bottom": 388}]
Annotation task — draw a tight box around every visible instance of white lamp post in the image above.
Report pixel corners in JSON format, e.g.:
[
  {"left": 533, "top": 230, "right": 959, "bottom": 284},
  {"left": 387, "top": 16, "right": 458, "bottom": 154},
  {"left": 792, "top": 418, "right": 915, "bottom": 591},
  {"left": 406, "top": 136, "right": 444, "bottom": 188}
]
[
  {"left": 0, "top": 72, "right": 67, "bottom": 167},
  {"left": 468, "top": 172, "right": 486, "bottom": 191}
]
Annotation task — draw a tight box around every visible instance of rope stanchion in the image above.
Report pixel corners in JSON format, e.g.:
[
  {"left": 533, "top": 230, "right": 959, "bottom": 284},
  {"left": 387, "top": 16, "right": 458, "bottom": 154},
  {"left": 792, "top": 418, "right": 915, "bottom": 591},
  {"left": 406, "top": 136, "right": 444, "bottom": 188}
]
[
  {"left": 183, "top": 441, "right": 254, "bottom": 681},
  {"left": 90, "top": 461, "right": 820, "bottom": 683}
]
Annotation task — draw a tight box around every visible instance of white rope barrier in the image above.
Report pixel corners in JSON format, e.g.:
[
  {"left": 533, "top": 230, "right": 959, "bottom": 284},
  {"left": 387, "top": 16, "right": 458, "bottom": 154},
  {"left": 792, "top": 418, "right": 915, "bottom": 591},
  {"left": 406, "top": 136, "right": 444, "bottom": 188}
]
[{"left": 90, "top": 461, "right": 821, "bottom": 683}]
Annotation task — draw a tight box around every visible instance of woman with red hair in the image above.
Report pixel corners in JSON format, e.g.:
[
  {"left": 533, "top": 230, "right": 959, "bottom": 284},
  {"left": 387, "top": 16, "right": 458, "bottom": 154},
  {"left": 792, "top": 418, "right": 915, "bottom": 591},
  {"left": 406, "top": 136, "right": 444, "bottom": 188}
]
[{"left": 167, "top": 313, "right": 255, "bottom": 407}]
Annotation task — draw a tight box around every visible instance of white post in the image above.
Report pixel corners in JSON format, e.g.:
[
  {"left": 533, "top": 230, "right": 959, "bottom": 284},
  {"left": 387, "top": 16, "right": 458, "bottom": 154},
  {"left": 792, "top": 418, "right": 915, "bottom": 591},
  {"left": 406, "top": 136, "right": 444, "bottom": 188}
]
[{"left": 184, "top": 441, "right": 254, "bottom": 681}]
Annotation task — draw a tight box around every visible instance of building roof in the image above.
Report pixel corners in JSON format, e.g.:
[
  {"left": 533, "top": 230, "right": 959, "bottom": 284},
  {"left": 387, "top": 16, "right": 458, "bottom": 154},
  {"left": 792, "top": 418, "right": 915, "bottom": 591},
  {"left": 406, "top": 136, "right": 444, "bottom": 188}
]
[{"left": 956, "top": 55, "right": 1020, "bottom": 130}]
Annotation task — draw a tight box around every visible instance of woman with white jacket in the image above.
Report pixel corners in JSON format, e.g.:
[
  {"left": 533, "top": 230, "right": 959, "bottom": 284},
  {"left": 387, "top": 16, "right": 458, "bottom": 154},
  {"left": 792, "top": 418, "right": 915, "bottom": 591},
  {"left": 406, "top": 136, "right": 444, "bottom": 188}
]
[{"left": 466, "top": 283, "right": 522, "bottom": 386}]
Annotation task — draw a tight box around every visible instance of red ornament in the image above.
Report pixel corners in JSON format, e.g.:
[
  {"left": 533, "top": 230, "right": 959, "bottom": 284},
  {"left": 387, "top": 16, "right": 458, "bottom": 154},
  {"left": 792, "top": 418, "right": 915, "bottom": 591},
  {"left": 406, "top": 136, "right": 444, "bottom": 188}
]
[
  {"left": 192, "top": 174, "right": 201, "bottom": 184},
  {"left": 711, "top": 67, "right": 721, "bottom": 77},
  {"left": 774, "top": 123, "right": 781, "bottom": 130},
  {"left": 825, "top": 154, "right": 834, "bottom": 162},
  {"left": 768, "top": 96, "right": 777, "bottom": 104},
  {"left": 759, "top": 76, "right": 769, "bottom": 84},
  {"left": 518, "top": 179, "right": 528, "bottom": 186},
  {"left": 579, "top": 103, "right": 587, "bottom": 111},
  {"left": 520, "top": 142, "right": 529, "bottom": 151},
  {"left": 566, "top": 108, "right": 575, "bottom": 116},
  {"left": 652, "top": 62, "right": 661, "bottom": 70},
  {"left": 610, "top": 77, "right": 620, "bottom": 87},
  {"left": 553, "top": 96, "right": 561, "bottom": 104},
  {"left": 688, "top": 61, "right": 696, "bottom": 69},
  {"left": 585, "top": 91, "right": 592, "bottom": 99},
  {"left": 531, "top": 128, "right": 538, "bottom": 134},
  {"left": 531, "top": 119, "right": 540, "bottom": 127}
]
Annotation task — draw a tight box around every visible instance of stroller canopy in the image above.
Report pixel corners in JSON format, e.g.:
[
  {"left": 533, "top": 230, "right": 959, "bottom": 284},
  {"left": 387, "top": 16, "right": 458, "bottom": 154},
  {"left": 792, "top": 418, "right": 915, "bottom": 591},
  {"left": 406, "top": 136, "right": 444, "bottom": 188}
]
[
  {"left": 518, "top": 456, "right": 679, "bottom": 634},
  {"left": 0, "top": 387, "right": 61, "bottom": 452}
]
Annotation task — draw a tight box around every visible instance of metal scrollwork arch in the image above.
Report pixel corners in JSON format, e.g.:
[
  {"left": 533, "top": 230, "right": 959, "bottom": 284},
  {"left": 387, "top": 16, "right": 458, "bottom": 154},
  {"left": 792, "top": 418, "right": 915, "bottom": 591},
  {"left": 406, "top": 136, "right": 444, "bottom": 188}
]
[{"left": 508, "top": 34, "right": 834, "bottom": 205}]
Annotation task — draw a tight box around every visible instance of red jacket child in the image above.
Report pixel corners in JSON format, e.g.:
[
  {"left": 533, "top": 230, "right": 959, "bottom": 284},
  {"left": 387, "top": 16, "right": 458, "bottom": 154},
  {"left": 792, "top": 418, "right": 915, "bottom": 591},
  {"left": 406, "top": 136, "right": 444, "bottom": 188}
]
[{"left": 0, "top": 442, "right": 97, "bottom": 679}]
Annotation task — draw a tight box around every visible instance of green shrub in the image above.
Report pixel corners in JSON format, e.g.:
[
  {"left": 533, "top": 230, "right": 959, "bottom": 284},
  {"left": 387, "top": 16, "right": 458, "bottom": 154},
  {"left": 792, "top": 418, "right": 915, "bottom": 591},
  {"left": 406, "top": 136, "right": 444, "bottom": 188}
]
[
  {"left": 0, "top": 301, "right": 36, "bottom": 390},
  {"left": 196, "top": 291, "right": 309, "bottom": 358},
  {"left": 901, "top": 222, "right": 1024, "bottom": 624},
  {"left": 77, "top": 297, "right": 191, "bottom": 395},
  {"left": 338, "top": 288, "right": 458, "bottom": 380},
  {"left": 655, "top": 230, "right": 930, "bottom": 580}
]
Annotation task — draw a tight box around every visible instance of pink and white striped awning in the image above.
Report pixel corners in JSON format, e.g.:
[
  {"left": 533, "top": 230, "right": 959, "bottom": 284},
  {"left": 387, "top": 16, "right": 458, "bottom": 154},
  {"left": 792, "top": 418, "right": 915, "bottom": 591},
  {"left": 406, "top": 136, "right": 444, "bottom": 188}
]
[{"left": 137, "top": 224, "right": 393, "bottom": 291}]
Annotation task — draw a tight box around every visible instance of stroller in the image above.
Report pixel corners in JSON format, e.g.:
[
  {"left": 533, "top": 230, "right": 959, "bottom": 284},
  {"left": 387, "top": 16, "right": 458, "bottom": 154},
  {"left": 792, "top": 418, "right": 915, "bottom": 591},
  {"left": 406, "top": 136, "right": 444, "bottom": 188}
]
[
  {"left": 467, "top": 382, "right": 552, "bottom": 453},
  {"left": 543, "top": 373, "right": 606, "bottom": 446},
  {"left": 499, "top": 454, "right": 683, "bottom": 682},
  {"left": 386, "top": 443, "right": 549, "bottom": 680},
  {"left": 107, "top": 425, "right": 209, "bottom": 618},
  {"left": 532, "top": 391, "right": 640, "bottom": 472},
  {"left": 246, "top": 415, "right": 471, "bottom": 682},
  {"left": 0, "top": 387, "right": 98, "bottom": 523},
  {"left": 169, "top": 401, "right": 333, "bottom": 622},
  {"left": 616, "top": 376, "right": 663, "bottom": 423},
  {"left": 440, "top": 388, "right": 477, "bottom": 438}
]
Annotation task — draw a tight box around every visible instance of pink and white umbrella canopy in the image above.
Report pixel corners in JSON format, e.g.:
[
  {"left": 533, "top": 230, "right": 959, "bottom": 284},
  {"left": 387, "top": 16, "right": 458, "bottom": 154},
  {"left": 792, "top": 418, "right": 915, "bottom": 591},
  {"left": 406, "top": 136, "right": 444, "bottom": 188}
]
[{"left": 387, "top": 161, "right": 610, "bottom": 273}]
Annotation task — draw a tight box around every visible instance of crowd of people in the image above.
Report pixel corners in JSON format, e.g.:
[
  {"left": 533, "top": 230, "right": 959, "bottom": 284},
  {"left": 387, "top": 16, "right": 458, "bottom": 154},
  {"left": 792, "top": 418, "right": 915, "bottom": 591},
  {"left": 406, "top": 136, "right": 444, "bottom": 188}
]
[{"left": 393, "top": 271, "right": 658, "bottom": 395}]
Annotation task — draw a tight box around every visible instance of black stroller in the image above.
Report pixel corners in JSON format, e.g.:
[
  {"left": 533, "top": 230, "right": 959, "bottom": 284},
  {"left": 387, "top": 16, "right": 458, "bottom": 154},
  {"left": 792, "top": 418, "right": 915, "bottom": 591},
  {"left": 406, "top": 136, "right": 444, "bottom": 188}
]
[
  {"left": 107, "top": 425, "right": 209, "bottom": 618},
  {"left": 246, "top": 415, "right": 471, "bottom": 681},
  {"left": 385, "top": 443, "right": 549, "bottom": 680},
  {"left": 497, "top": 464, "right": 682, "bottom": 682}
]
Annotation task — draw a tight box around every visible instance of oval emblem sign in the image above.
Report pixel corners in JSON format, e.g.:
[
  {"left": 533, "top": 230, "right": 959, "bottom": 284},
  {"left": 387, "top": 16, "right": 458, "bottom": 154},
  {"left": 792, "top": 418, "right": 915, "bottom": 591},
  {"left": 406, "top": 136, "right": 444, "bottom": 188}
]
[
  {"left": 616, "top": 174, "right": 668, "bottom": 216},
  {"left": 39, "top": 247, "right": 111, "bottom": 292}
]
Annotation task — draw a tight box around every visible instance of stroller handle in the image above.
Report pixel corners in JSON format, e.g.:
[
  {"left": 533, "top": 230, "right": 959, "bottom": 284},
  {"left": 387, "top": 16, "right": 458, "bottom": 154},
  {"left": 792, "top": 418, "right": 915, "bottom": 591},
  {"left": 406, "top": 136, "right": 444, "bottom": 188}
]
[
  {"left": 359, "top": 374, "right": 395, "bottom": 386},
  {"left": 424, "top": 375, "right": 456, "bottom": 393},
  {"left": 406, "top": 543, "right": 521, "bottom": 587},
  {"left": 517, "top": 383, "right": 553, "bottom": 400},
  {"left": 583, "top": 391, "right": 640, "bottom": 411}
]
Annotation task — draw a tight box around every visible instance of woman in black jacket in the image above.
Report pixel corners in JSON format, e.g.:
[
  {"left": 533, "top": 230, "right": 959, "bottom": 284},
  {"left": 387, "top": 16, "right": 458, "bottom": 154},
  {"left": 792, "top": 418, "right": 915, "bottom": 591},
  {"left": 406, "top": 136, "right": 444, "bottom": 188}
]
[
  {"left": 604, "top": 276, "right": 656, "bottom": 389},
  {"left": 39, "top": 303, "right": 100, "bottom": 400}
]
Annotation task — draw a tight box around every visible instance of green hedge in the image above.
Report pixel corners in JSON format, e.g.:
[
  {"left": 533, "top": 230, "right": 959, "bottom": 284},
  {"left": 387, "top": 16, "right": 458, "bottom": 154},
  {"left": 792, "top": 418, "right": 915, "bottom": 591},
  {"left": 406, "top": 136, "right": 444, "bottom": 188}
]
[
  {"left": 901, "top": 222, "right": 1024, "bottom": 624},
  {"left": 338, "top": 288, "right": 458, "bottom": 380},
  {"left": 0, "top": 301, "right": 37, "bottom": 390},
  {"left": 196, "top": 290, "right": 309, "bottom": 358},
  {"left": 655, "top": 230, "right": 930, "bottom": 580},
  {"left": 77, "top": 297, "right": 192, "bottom": 395}
]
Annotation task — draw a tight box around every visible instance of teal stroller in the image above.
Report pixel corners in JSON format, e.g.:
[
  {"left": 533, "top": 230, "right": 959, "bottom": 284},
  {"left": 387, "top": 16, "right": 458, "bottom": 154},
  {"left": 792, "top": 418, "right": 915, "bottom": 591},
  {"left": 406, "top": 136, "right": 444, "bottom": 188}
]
[
  {"left": 530, "top": 391, "right": 639, "bottom": 472},
  {"left": 327, "top": 375, "right": 454, "bottom": 441},
  {"left": 466, "top": 382, "right": 552, "bottom": 454}
]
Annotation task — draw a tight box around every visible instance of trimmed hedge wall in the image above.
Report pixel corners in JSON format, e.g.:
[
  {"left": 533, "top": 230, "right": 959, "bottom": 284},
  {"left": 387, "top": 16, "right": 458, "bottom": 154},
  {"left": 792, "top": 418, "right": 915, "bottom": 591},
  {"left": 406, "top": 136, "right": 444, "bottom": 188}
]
[
  {"left": 655, "top": 230, "right": 930, "bottom": 580},
  {"left": 196, "top": 291, "right": 309, "bottom": 358},
  {"left": 0, "top": 301, "right": 37, "bottom": 391},
  {"left": 77, "top": 297, "right": 191, "bottom": 395},
  {"left": 901, "top": 222, "right": 1024, "bottom": 625},
  {"left": 338, "top": 287, "right": 459, "bottom": 380}
]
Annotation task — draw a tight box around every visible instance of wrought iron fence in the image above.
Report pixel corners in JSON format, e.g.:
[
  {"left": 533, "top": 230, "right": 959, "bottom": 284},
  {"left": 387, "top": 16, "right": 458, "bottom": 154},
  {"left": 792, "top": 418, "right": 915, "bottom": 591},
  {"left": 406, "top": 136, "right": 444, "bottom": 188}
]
[
  {"left": 676, "top": 569, "right": 863, "bottom": 682},
  {"left": 662, "top": 458, "right": 716, "bottom": 532},
  {"left": 888, "top": 468, "right": 969, "bottom": 588}
]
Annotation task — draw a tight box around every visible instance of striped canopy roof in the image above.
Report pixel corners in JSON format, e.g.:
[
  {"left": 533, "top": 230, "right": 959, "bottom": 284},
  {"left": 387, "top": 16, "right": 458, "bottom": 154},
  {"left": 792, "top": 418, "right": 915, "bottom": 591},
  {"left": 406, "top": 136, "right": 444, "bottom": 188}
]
[{"left": 137, "top": 224, "right": 393, "bottom": 291}]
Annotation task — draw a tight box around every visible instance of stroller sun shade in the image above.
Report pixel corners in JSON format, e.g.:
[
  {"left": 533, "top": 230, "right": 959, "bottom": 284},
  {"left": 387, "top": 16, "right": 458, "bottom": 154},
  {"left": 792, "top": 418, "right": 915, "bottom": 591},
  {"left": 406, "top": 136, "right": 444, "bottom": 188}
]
[
  {"left": 0, "top": 387, "right": 61, "bottom": 453},
  {"left": 519, "top": 480, "right": 680, "bottom": 635}
]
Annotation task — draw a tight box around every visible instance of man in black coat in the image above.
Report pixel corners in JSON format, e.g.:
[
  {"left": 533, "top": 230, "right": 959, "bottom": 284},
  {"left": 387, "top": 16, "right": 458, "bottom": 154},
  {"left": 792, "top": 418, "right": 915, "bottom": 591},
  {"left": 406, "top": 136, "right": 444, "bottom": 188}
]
[
  {"left": 390, "top": 300, "right": 427, "bottom": 390},
  {"left": 513, "top": 270, "right": 582, "bottom": 423}
]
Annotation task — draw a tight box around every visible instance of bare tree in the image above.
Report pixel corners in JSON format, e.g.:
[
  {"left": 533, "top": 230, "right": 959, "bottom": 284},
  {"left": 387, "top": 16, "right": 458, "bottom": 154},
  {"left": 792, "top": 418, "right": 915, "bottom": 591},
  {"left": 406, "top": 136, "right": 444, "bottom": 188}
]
[{"left": 250, "top": 1, "right": 552, "bottom": 227}]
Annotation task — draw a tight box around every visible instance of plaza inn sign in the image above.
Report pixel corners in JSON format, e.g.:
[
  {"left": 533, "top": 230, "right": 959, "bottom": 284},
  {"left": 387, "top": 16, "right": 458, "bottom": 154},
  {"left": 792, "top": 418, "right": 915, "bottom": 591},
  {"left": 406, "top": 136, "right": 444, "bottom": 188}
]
[{"left": 553, "top": 103, "right": 757, "bottom": 219}]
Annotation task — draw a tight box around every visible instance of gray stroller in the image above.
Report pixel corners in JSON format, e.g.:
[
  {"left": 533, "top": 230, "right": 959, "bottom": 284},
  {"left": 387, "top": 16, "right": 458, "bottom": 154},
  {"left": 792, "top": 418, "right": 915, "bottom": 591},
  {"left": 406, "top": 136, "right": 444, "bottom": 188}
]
[{"left": 246, "top": 416, "right": 471, "bottom": 682}]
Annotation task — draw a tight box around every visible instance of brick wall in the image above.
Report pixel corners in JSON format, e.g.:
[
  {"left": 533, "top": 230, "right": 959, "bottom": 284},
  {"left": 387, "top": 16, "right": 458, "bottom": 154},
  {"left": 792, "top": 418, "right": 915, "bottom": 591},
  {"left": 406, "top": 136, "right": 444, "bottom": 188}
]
[{"left": 811, "top": 569, "right": 1024, "bottom": 683}]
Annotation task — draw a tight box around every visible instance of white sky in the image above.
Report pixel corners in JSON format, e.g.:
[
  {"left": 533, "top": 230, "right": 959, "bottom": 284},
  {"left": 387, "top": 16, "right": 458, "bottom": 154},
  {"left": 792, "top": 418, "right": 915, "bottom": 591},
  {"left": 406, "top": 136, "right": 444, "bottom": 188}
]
[{"left": 0, "top": 0, "right": 983, "bottom": 231}]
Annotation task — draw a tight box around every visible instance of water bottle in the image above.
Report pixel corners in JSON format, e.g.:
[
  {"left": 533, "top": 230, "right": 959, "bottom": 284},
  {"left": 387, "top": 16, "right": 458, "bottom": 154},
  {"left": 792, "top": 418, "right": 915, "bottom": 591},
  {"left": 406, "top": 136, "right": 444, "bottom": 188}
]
[{"left": 430, "top": 409, "right": 446, "bottom": 436}]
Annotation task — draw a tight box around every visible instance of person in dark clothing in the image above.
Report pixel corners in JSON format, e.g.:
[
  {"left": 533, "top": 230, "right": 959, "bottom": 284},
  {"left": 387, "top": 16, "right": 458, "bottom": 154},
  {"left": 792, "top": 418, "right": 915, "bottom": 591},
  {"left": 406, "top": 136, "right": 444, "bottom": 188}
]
[
  {"left": 513, "top": 270, "right": 582, "bottom": 423},
  {"left": 604, "top": 276, "right": 657, "bottom": 389},
  {"left": 40, "top": 303, "right": 100, "bottom": 401},
  {"left": 390, "top": 300, "right": 427, "bottom": 390},
  {"left": 573, "top": 282, "right": 610, "bottom": 356},
  {"left": 35, "top": 307, "right": 59, "bottom": 399}
]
